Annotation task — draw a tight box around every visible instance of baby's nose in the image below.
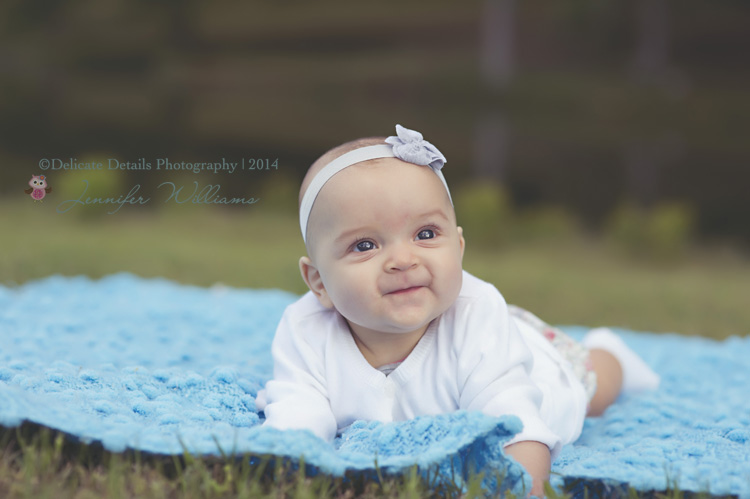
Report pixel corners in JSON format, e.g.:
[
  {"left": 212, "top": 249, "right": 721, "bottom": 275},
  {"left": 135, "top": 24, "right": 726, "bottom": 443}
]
[{"left": 385, "top": 243, "right": 418, "bottom": 272}]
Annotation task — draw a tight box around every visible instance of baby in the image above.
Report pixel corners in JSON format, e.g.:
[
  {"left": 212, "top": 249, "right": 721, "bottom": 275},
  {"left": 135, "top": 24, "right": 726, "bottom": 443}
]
[{"left": 257, "top": 125, "right": 659, "bottom": 496}]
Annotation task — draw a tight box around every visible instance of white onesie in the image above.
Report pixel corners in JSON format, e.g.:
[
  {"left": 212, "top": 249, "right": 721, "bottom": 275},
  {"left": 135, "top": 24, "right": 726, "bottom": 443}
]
[{"left": 257, "top": 271, "right": 589, "bottom": 460}]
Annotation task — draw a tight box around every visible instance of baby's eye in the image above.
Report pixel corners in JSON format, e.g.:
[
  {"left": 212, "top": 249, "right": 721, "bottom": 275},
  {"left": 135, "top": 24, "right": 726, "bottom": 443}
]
[
  {"left": 416, "top": 229, "right": 435, "bottom": 240},
  {"left": 354, "top": 240, "right": 376, "bottom": 252}
]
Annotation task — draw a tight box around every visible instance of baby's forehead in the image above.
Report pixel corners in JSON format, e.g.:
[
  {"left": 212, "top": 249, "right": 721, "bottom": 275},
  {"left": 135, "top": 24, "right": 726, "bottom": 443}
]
[
  {"left": 314, "top": 158, "right": 423, "bottom": 198},
  {"left": 314, "top": 160, "right": 453, "bottom": 220}
]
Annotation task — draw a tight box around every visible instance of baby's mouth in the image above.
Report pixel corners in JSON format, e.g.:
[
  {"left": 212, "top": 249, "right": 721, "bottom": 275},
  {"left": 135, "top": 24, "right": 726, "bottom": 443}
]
[{"left": 385, "top": 285, "right": 425, "bottom": 296}]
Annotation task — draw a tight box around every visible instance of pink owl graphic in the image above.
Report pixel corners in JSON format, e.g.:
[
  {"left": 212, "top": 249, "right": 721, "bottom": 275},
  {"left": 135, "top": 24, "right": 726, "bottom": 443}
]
[{"left": 25, "top": 175, "right": 52, "bottom": 201}]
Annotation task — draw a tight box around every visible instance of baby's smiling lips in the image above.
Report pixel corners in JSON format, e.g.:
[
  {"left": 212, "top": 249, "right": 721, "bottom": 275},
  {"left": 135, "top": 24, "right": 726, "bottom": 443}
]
[{"left": 383, "top": 284, "right": 426, "bottom": 296}]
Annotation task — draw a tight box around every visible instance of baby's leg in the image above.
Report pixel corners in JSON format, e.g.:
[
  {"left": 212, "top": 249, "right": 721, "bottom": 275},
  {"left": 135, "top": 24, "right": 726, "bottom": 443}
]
[
  {"left": 507, "top": 305, "right": 598, "bottom": 410},
  {"left": 583, "top": 327, "right": 660, "bottom": 417},
  {"left": 587, "top": 349, "right": 622, "bottom": 417}
]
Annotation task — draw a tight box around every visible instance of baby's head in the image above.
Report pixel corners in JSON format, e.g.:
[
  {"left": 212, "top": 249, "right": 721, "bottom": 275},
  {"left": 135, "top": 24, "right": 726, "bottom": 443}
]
[{"left": 298, "top": 125, "right": 465, "bottom": 339}]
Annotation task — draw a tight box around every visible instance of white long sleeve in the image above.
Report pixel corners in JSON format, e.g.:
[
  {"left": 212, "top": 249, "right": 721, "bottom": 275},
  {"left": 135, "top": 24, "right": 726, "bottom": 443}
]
[
  {"left": 450, "top": 289, "right": 562, "bottom": 454},
  {"left": 261, "top": 296, "right": 338, "bottom": 441}
]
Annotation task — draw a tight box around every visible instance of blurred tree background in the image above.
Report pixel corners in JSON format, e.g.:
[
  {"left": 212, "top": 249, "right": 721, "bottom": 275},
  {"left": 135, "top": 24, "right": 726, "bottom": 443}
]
[
  {"left": 1, "top": 0, "right": 748, "bottom": 244},
  {"left": 1, "top": 0, "right": 749, "bottom": 336}
]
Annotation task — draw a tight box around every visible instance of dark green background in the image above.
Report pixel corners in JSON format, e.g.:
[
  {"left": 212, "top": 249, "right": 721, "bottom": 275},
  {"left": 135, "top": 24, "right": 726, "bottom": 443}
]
[{"left": 1, "top": 0, "right": 748, "bottom": 246}]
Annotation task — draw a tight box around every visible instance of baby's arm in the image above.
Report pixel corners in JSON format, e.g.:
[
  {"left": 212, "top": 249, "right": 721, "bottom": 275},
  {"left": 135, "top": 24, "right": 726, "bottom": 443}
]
[
  {"left": 505, "top": 441, "right": 550, "bottom": 498},
  {"left": 462, "top": 356, "right": 558, "bottom": 494},
  {"left": 455, "top": 290, "right": 560, "bottom": 492},
  {"left": 261, "top": 309, "right": 338, "bottom": 441}
]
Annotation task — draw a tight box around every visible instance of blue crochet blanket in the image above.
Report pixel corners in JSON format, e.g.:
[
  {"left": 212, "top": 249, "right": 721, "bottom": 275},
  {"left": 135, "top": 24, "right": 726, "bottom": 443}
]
[{"left": 1, "top": 274, "right": 748, "bottom": 497}]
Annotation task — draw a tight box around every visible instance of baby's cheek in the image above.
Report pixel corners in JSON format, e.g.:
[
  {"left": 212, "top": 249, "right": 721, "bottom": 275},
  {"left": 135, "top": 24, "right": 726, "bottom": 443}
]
[
  {"left": 445, "top": 265, "right": 464, "bottom": 303},
  {"left": 327, "top": 288, "right": 359, "bottom": 317},
  {"left": 344, "top": 293, "right": 370, "bottom": 317}
]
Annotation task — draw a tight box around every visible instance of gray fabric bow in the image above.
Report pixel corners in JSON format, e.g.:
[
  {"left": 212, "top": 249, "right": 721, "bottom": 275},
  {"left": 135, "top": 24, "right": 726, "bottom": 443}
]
[{"left": 385, "top": 124, "right": 447, "bottom": 171}]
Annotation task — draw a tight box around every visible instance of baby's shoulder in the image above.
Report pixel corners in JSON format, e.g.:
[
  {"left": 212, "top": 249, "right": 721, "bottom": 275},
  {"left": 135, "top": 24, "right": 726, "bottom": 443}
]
[
  {"left": 453, "top": 270, "right": 508, "bottom": 309},
  {"left": 277, "top": 291, "right": 349, "bottom": 347},
  {"left": 436, "top": 271, "right": 510, "bottom": 345},
  {"left": 284, "top": 290, "right": 325, "bottom": 316}
]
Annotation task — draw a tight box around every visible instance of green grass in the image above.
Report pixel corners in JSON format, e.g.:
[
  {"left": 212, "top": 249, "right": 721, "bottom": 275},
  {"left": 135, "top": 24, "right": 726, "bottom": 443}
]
[
  {"left": 0, "top": 425, "right": 711, "bottom": 499},
  {"left": 2, "top": 200, "right": 748, "bottom": 338},
  {"left": 464, "top": 240, "right": 750, "bottom": 339},
  {"left": 0, "top": 424, "right": 463, "bottom": 499},
  {"left": 1, "top": 200, "right": 748, "bottom": 497}
]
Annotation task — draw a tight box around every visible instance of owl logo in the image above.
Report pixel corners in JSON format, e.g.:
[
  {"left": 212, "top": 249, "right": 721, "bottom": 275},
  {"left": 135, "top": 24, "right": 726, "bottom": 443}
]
[{"left": 25, "top": 174, "right": 52, "bottom": 202}]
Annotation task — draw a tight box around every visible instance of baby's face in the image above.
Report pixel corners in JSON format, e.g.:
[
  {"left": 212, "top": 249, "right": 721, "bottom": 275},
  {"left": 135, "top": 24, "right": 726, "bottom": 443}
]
[{"left": 305, "top": 157, "right": 465, "bottom": 337}]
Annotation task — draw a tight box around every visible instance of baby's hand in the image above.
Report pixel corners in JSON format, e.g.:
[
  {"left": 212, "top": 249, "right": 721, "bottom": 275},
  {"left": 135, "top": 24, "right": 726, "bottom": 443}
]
[{"left": 504, "top": 440, "right": 551, "bottom": 498}]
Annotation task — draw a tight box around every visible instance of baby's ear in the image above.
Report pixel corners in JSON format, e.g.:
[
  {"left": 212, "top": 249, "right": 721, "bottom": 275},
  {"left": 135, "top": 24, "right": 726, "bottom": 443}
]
[
  {"left": 299, "top": 256, "right": 334, "bottom": 308},
  {"left": 457, "top": 226, "right": 466, "bottom": 259}
]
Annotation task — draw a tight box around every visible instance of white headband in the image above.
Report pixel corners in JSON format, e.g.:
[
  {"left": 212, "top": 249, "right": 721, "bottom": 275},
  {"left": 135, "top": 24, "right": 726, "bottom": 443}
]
[{"left": 299, "top": 125, "right": 451, "bottom": 243}]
